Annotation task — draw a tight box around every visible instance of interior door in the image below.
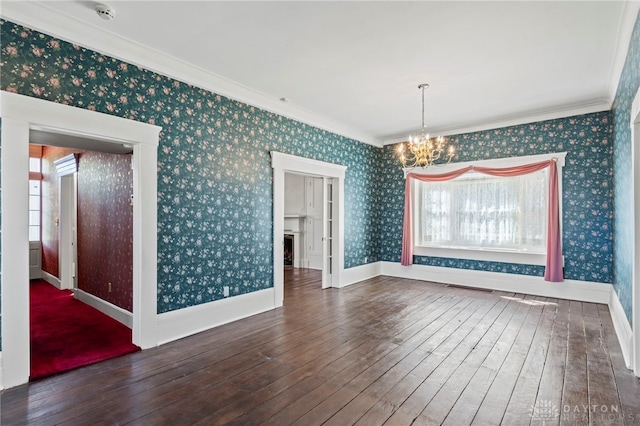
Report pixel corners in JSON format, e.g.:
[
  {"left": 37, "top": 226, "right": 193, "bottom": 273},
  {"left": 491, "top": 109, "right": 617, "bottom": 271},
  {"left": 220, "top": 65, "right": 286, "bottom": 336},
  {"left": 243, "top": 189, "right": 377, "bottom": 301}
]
[
  {"left": 322, "top": 178, "right": 334, "bottom": 289},
  {"left": 29, "top": 241, "right": 42, "bottom": 279}
]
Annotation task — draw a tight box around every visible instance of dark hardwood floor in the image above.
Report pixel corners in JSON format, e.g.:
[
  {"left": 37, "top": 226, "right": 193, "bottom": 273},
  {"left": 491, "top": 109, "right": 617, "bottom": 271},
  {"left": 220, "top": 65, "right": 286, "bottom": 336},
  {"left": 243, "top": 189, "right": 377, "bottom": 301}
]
[{"left": 2, "top": 268, "right": 639, "bottom": 425}]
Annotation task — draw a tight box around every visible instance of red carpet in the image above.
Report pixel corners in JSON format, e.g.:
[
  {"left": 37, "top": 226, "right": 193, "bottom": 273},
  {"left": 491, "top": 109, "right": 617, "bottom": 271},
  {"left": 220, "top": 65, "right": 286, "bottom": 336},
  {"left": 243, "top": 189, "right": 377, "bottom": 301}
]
[{"left": 30, "top": 280, "right": 140, "bottom": 380}]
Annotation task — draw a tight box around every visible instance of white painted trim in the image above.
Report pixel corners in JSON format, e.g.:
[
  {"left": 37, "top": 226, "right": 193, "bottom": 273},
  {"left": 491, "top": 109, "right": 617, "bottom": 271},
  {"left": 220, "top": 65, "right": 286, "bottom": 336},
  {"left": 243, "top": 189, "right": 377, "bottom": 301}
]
[
  {"left": 271, "top": 152, "right": 346, "bottom": 307},
  {"left": 53, "top": 154, "right": 78, "bottom": 176},
  {"left": 58, "top": 173, "right": 76, "bottom": 290},
  {"left": 73, "top": 288, "right": 133, "bottom": 329},
  {"left": 608, "top": 1, "right": 640, "bottom": 106},
  {"left": 383, "top": 102, "right": 610, "bottom": 145},
  {"left": 340, "top": 263, "right": 381, "bottom": 288},
  {"left": 156, "top": 288, "right": 275, "bottom": 346},
  {"left": 379, "top": 261, "right": 611, "bottom": 304},
  {"left": 0, "top": 3, "right": 380, "bottom": 148},
  {"left": 610, "top": 288, "right": 633, "bottom": 370},
  {"left": 631, "top": 83, "right": 640, "bottom": 376},
  {"left": 0, "top": 92, "right": 160, "bottom": 389},
  {"left": 0, "top": 353, "right": 3, "bottom": 391},
  {"left": 41, "top": 270, "right": 62, "bottom": 289},
  {"left": 1, "top": 116, "right": 31, "bottom": 389}
]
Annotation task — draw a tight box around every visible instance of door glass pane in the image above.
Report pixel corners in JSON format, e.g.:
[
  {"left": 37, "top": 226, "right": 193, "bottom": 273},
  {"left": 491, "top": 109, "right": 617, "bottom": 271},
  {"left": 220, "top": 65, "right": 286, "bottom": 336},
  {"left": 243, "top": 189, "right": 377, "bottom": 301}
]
[
  {"left": 29, "top": 195, "right": 40, "bottom": 211},
  {"left": 29, "top": 226, "right": 39, "bottom": 241},
  {"left": 29, "top": 180, "right": 41, "bottom": 195},
  {"left": 29, "top": 211, "right": 40, "bottom": 226}
]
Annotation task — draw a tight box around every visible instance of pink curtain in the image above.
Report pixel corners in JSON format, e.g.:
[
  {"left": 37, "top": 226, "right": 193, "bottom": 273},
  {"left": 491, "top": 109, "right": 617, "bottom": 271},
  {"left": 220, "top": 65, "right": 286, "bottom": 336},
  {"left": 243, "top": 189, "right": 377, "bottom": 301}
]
[{"left": 400, "top": 159, "right": 563, "bottom": 282}]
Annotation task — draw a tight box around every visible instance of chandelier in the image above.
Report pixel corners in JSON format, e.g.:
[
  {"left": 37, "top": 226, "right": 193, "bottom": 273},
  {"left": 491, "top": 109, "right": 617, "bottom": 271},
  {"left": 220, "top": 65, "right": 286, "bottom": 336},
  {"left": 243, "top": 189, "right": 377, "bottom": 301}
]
[{"left": 397, "top": 83, "right": 454, "bottom": 168}]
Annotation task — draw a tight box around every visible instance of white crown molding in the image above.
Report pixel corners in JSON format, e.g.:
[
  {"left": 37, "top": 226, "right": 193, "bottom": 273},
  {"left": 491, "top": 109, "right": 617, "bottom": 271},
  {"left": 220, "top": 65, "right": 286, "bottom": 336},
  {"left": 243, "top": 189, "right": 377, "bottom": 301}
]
[
  {"left": 382, "top": 100, "right": 611, "bottom": 145},
  {"left": 0, "top": 2, "right": 382, "bottom": 148},
  {"left": 608, "top": 1, "right": 640, "bottom": 106}
]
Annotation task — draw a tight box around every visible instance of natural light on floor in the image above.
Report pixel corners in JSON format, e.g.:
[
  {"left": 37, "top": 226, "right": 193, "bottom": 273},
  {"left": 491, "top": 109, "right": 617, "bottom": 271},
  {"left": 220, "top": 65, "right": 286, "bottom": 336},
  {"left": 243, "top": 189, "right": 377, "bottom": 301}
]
[{"left": 500, "top": 295, "right": 558, "bottom": 306}]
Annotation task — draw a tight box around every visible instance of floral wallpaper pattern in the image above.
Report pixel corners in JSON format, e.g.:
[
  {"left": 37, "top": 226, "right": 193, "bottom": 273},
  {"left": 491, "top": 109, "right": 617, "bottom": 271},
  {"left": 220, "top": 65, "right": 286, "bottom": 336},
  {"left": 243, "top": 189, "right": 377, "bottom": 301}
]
[
  {"left": 380, "top": 111, "right": 614, "bottom": 284},
  {"left": 612, "top": 11, "right": 640, "bottom": 324},
  {"left": 77, "top": 151, "right": 134, "bottom": 312},
  {"left": 0, "top": 20, "right": 380, "bottom": 314},
  {"left": 0, "top": 15, "right": 631, "bottom": 332}
]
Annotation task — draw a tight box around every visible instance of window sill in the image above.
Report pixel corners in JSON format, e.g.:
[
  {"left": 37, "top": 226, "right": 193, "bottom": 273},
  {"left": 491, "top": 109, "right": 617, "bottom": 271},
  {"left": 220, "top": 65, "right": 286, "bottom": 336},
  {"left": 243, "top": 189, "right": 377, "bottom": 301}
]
[{"left": 414, "top": 245, "right": 547, "bottom": 266}]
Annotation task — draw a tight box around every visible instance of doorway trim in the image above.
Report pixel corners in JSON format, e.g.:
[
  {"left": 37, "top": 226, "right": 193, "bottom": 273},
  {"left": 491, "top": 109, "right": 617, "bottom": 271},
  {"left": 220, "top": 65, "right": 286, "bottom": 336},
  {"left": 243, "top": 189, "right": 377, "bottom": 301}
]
[
  {"left": 271, "top": 152, "right": 346, "bottom": 307},
  {"left": 56, "top": 154, "right": 78, "bottom": 291},
  {"left": 632, "top": 84, "right": 640, "bottom": 377},
  {"left": 0, "top": 92, "right": 161, "bottom": 389}
]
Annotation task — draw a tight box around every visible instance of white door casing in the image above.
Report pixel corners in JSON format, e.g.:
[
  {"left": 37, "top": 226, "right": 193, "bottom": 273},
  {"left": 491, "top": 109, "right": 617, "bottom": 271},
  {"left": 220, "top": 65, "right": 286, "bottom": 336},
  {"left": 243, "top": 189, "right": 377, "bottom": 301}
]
[
  {"left": 632, "top": 84, "right": 640, "bottom": 377},
  {"left": 56, "top": 155, "right": 78, "bottom": 290},
  {"left": 0, "top": 92, "right": 161, "bottom": 389}
]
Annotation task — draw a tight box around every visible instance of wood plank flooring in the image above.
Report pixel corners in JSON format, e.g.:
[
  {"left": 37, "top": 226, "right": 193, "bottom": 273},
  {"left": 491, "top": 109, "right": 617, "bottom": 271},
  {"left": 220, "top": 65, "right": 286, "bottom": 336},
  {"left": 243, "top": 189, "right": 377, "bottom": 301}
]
[{"left": 2, "top": 269, "right": 639, "bottom": 425}]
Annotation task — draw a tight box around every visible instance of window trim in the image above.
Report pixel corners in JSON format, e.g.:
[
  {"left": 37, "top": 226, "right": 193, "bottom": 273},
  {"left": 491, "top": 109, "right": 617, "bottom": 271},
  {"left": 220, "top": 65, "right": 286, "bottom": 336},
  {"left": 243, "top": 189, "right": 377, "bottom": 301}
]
[{"left": 407, "top": 152, "right": 566, "bottom": 266}]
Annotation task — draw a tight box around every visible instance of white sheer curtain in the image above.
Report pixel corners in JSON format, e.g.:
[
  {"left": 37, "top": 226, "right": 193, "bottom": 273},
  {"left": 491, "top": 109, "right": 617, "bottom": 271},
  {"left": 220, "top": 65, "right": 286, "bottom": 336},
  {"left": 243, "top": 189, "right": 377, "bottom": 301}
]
[{"left": 416, "top": 169, "right": 548, "bottom": 252}]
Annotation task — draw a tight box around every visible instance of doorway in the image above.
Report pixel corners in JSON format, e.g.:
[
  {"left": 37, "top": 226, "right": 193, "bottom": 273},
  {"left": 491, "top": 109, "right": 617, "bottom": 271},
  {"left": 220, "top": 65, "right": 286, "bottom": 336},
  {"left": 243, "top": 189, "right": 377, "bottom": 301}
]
[
  {"left": 1, "top": 92, "right": 160, "bottom": 389},
  {"left": 271, "top": 152, "right": 346, "bottom": 307},
  {"left": 283, "top": 173, "right": 337, "bottom": 293}
]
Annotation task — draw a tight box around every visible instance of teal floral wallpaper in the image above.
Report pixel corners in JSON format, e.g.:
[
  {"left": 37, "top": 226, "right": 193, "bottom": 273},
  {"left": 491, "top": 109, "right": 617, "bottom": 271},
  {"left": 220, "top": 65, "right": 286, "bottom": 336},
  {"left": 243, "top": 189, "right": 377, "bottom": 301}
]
[
  {"left": 612, "top": 11, "right": 640, "bottom": 324},
  {"left": 0, "top": 13, "right": 634, "bottom": 335},
  {"left": 0, "top": 20, "right": 380, "bottom": 313},
  {"left": 380, "top": 111, "right": 614, "bottom": 284}
]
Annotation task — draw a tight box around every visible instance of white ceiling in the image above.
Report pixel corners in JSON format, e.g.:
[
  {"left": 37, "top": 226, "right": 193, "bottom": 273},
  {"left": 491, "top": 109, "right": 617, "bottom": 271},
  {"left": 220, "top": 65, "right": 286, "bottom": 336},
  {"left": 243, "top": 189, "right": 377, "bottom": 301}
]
[{"left": 2, "top": 1, "right": 638, "bottom": 146}]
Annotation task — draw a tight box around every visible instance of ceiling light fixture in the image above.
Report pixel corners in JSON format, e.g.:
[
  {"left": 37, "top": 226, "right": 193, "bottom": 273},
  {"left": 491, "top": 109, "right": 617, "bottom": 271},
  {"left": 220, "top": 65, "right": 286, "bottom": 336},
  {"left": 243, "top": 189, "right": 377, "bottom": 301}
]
[
  {"left": 95, "top": 3, "right": 116, "bottom": 21},
  {"left": 397, "top": 83, "right": 454, "bottom": 169}
]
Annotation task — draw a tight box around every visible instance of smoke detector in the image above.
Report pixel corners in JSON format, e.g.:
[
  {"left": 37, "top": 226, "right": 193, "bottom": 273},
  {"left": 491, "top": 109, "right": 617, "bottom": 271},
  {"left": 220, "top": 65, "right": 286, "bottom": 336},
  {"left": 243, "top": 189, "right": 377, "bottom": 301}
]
[{"left": 95, "top": 3, "right": 116, "bottom": 21}]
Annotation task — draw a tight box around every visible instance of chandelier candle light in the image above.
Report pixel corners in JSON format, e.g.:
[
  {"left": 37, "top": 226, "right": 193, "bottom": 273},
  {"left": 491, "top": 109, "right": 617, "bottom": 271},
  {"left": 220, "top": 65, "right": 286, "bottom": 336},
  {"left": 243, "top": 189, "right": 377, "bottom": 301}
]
[{"left": 397, "top": 83, "right": 455, "bottom": 168}]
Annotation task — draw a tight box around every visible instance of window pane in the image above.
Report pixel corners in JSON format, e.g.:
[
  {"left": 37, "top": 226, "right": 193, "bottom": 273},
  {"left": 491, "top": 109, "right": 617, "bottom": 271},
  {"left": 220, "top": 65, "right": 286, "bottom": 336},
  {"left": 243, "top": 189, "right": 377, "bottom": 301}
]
[
  {"left": 29, "top": 179, "right": 41, "bottom": 195},
  {"left": 29, "top": 194, "right": 40, "bottom": 211},
  {"left": 416, "top": 169, "right": 547, "bottom": 253},
  {"left": 29, "top": 157, "right": 41, "bottom": 173},
  {"left": 29, "top": 210, "right": 40, "bottom": 226},
  {"left": 29, "top": 226, "right": 40, "bottom": 242}
]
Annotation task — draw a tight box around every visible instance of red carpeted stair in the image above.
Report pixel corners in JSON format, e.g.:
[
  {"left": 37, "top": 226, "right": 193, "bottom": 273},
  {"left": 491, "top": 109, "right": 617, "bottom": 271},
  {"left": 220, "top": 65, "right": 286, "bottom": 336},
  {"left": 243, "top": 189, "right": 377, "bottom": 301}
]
[{"left": 30, "top": 280, "right": 140, "bottom": 380}]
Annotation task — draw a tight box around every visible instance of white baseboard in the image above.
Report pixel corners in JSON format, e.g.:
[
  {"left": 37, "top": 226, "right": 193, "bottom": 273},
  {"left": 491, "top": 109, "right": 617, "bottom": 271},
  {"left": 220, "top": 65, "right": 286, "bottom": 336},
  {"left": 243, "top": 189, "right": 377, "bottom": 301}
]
[
  {"left": 379, "top": 261, "right": 611, "bottom": 304},
  {"left": 609, "top": 289, "right": 633, "bottom": 369},
  {"left": 340, "top": 262, "right": 382, "bottom": 288},
  {"left": 0, "top": 352, "right": 3, "bottom": 391},
  {"left": 73, "top": 288, "right": 133, "bottom": 328},
  {"left": 41, "top": 270, "right": 61, "bottom": 289},
  {"left": 156, "top": 288, "right": 275, "bottom": 345}
]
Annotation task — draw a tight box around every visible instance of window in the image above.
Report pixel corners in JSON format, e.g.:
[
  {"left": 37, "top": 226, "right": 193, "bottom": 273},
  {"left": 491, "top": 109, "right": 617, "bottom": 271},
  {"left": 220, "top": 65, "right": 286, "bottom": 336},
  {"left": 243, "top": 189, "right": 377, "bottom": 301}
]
[
  {"left": 29, "top": 156, "right": 42, "bottom": 241},
  {"left": 410, "top": 153, "right": 565, "bottom": 265}
]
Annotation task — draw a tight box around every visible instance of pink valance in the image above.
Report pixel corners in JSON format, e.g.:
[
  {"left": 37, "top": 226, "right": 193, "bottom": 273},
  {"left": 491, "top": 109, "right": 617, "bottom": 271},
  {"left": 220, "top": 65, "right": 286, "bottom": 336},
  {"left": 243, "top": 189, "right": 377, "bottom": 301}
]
[{"left": 401, "top": 159, "right": 563, "bottom": 282}]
